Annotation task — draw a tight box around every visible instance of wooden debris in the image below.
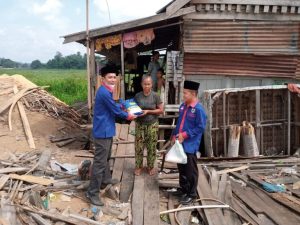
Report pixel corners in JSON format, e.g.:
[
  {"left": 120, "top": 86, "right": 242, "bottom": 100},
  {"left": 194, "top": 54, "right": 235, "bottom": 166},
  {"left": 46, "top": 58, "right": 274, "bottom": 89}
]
[
  {"left": 56, "top": 138, "right": 76, "bottom": 147},
  {"left": 10, "top": 174, "right": 55, "bottom": 186},
  {"left": 10, "top": 86, "right": 36, "bottom": 149},
  {"left": 0, "top": 167, "right": 29, "bottom": 174},
  {"left": 0, "top": 175, "right": 10, "bottom": 190},
  {"left": 216, "top": 165, "right": 249, "bottom": 175},
  {"left": 197, "top": 165, "right": 227, "bottom": 225}
]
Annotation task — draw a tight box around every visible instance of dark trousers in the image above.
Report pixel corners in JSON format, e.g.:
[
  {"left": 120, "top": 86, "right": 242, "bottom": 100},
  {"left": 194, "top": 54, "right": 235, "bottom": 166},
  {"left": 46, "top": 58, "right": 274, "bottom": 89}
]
[
  {"left": 87, "top": 137, "right": 113, "bottom": 197},
  {"left": 177, "top": 153, "right": 198, "bottom": 197}
]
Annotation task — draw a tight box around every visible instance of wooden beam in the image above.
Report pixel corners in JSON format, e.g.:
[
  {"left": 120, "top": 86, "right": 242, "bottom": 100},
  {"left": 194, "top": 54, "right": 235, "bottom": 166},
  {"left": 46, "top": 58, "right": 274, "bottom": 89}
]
[
  {"left": 197, "top": 165, "right": 227, "bottom": 225},
  {"left": 119, "top": 122, "right": 135, "bottom": 202},
  {"left": 281, "top": 6, "right": 288, "bottom": 13},
  {"left": 132, "top": 171, "right": 144, "bottom": 225},
  {"left": 264, "top": 5, "right": 270, "bottom": 13},
  {"left": 272, "top": 5, "right": 278, "bottom": 13},
  {"left": 246, "top": 5, "right": 252, "bottom": 13},
  {"left": 254, "top": 5, "right": 260, "bottom": 14},
  {"left": 0, "top": 167, "right": 29, "bottom": 174},
  {"left": 168, "top": 195, "right": 177, "bottom": 225},
  {"left": 205, "top": 3, "right": 210, "bottom": 11},
  {"left": 220, "top": 4, "right": 225, "bottom": 11},
  {"left": 255, "top": 90, "right": 261, "bottom": 154},
  {"left": 144, "top": 175, "right": 160, "bottom": 225},
  {"left": 191, "top": 0, "right": 300, "bottom": 7},
  {"left": 10, "top": 174, "right": 55, "bottom": 186},
  {"left": 291, "top": 6, "right": 296, "bottom": 13},
  {"left": 213, "top": 4, "right": 217, "bottom": 11},
  {"left": 120, "top": 36, "right": 125, "bottom": 100},
  {"left": 112, "top": 124, "right": 129, "bottom": 181},
  {"left": 63, "top": 6, "right": 196, "bottom": 44},
  {"left": 0, "top": 87, "right": 38, "bottom": 115},
  {"left": 223, "top": 92, "right": 227, "bottom": 157},
  {"left": 166, "top": 0, "right": 191, "bottom": 16},
  {"left": 0, "top": 175, "right": 10, "bottom": 190},
  {"left": 287, "top": 90, "right": 291, "bottom": 155},
  {"left": 12, "top": 86, "right": 35, "bottom": 149},
  {"left": 90, "top": 40, "right": 96, "bottom": 102},
  {"left": 216, "top": 165, "right": 249, "bottom": 175},
  {"left": 183, "top": 11, "right": 300, "bottom": 21}
]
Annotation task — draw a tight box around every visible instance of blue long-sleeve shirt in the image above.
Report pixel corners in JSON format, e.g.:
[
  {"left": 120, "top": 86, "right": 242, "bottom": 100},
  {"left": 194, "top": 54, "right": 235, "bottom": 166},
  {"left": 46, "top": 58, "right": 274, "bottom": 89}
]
[
  {"left": 93, "top": 85, "right": 129, "bottom": 138},
  {"left": 172, "top": 101, "right": 207, "bottom": 154}
]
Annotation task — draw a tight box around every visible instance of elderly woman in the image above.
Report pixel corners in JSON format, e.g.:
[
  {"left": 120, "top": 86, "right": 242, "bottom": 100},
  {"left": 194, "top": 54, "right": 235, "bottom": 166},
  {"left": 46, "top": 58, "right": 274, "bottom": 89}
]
[{"left": 134, "top": 75, "right": 163, "bottom": 176}]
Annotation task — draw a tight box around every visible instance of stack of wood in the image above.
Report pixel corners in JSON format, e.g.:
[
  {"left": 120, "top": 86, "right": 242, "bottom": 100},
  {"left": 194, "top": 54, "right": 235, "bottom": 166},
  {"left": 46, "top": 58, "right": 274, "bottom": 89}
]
[
  {"left": 159, "top": 157, "right": 300, "bottom": 225},
  {"left": 0, "top": 82, "right": 85, "bottom": 149},
  {"left": 23, "top": 89, "right": 83, "bottom": 126},
  {"left": 0, "top": 149, "right": 132, "bottom": 225}
]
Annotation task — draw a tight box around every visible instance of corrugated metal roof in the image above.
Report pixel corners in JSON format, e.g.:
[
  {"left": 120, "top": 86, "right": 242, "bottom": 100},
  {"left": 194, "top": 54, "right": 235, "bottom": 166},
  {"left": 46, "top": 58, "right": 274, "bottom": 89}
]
[
  {"left": 183, "top": 21, "right": 299, "bottom": 54},
  {"left": 184, "top": 53, "right": 299, "bottom": 78}
]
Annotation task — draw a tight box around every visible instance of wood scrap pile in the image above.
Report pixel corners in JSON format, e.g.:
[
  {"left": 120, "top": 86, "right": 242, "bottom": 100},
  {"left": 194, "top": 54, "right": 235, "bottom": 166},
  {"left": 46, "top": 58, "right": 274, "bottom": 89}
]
[
  {"left": 0, "top": 149, "right": 130, "bottom": 225},
  {"left": 23, "top": 89, "right": 83, "bottom": 126},
  {"left": 159, "top": 157, "right": 300, "bottom": 225}
]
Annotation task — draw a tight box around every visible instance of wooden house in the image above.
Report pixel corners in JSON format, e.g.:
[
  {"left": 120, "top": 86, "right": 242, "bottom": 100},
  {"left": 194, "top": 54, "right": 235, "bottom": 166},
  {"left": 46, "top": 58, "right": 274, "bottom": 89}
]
[{"left": 63, "top": 0, "right": 300, "bottom": 156}]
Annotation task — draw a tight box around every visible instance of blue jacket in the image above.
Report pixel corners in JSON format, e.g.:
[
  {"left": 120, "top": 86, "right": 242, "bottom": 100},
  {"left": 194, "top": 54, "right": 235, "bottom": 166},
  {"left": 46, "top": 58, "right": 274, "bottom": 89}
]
[
  {"left": 173, "top": 101, "right": 207, "bottom": 154},
  {"left": 93, "top": 85, "right": 128, "bottom": 138}
]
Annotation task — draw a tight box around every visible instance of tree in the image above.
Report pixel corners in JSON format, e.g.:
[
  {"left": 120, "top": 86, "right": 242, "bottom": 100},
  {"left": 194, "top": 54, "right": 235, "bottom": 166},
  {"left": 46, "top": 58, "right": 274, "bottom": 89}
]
[{"left": 31, "top": 60, "right": 43, "bottom": 69}]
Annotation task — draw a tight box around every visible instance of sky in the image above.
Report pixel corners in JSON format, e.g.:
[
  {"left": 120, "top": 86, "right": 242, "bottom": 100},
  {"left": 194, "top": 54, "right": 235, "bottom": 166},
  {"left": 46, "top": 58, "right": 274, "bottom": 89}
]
[{"left": 0, "top": 0, "right": 171, "bottom": 63}]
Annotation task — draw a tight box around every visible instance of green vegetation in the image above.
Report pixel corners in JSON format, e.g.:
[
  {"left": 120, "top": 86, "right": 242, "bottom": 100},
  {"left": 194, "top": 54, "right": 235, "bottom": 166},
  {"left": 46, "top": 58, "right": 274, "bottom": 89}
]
[{"left": 0, "top": 68, "right": 87, "bottom": 105}]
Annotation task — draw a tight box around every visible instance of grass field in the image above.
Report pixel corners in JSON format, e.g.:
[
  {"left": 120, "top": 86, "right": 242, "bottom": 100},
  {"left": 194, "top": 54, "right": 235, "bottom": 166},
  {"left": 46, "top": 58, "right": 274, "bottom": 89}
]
[{"left": 0, "top": 69, "right": 87, "bottom": 105}]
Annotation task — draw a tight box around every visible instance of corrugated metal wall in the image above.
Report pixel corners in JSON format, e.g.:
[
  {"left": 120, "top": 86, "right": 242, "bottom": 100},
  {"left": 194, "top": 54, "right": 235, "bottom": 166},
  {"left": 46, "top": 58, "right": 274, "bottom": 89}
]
[
  {"left": 182, "top": 21, "right": 300, "bottom": 79},
  {"left": 183, "top": 21, "right": 299, "bottom": 54},
  {"left": 184, "top": 53, "right": 299, "bottom": 78}
]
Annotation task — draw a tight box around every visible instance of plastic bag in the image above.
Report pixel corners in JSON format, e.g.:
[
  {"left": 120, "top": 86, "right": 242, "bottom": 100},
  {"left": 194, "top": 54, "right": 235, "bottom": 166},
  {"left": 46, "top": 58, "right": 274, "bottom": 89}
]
[
  {"left": 165, "top": 140, "right": 187, "bottom": 164},
  {"left": 124, "top": 99, "right": 143, "bottom": 115}
]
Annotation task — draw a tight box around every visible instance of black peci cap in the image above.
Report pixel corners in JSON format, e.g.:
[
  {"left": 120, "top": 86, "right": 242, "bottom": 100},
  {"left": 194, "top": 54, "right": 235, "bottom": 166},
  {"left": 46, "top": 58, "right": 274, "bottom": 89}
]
[
  {"left": 100, "top": 64, "right": 119, "bottom": 77},
  {"left": 184, "top": 80, "right": 200, "bottom": 91}
]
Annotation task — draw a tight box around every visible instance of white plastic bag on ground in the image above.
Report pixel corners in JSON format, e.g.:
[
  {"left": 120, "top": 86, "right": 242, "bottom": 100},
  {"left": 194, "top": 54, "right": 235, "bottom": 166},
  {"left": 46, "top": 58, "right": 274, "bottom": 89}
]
[{"left": 165, "top": 140, "right": 187, "bottom": 164}]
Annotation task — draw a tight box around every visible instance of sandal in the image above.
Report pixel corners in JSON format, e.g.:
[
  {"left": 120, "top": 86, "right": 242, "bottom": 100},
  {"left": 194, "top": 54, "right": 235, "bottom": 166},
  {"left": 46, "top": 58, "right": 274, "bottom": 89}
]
[
  {"left": 147, "top": 167, "right": 157, "bottom": 176},
  {"left": 134, "top": 167, "right": 143, "bottom": 176}
]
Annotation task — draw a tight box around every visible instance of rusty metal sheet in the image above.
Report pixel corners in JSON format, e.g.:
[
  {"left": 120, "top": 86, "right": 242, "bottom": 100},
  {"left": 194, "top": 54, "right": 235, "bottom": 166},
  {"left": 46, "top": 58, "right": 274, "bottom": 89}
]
[
  {"left": 183, "top": 53, "right": 298, "bottom": 78},
  {"left": 183, "top": 21, "right": 299, "bottom": 54}
]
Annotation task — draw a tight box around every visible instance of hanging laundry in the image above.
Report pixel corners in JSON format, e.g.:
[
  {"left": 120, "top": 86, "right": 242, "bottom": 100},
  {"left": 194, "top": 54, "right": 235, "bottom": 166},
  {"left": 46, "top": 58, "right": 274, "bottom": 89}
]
[
  {"left": 136, "top": 28, "right": 155, "bottom": 45},
  {"left": 123, "top": 32, "right": 139, "bottom": 49},
  {"left": 95, "top": 34, "right": 122, "bottom": 51},
  {"left": 171, "top": 51, "right": 180, "bottom": 88}
]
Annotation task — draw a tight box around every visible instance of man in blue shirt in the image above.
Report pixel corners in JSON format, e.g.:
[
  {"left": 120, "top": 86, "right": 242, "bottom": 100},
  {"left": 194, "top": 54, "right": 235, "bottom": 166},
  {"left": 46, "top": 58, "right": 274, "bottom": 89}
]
[
  {"left": 86, "top": 65, "right": 135, "bottom": 206},
  {"left": 172, "top": 80, "right": 207, "bottom": 204}
]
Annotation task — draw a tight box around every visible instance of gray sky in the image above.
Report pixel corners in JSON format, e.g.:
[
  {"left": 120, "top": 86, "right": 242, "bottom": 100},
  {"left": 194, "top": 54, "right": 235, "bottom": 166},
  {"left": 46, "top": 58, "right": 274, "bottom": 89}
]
[{"left": 0, "top": 0, "right": 171, "bottom": 63}]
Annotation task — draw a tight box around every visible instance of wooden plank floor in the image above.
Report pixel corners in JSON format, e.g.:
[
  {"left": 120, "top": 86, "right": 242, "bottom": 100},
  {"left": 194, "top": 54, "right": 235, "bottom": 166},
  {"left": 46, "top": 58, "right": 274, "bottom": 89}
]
[{"left": 112, "top": 123, "right": 160, "bottom": 225}]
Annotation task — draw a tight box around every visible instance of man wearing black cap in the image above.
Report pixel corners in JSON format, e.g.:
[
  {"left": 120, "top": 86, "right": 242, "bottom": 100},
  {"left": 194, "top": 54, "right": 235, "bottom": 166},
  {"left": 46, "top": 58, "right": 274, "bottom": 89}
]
[
  {"left": 86, "top": 65, "right": 136, "bottom": 206},
  {"left": 171, "top": 80, "right": 207, "bottom": 204}
]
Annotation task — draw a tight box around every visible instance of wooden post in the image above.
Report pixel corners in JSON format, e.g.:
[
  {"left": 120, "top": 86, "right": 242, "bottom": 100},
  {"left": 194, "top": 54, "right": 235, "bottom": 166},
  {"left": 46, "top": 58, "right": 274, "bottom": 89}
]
[
  {"left": 223, "top": 92, "right": 227, "bottom": 157},
  {"left": 86, "top": 0, "right": 92, "bottom": 119},
  {"left": 255, "top": 90, "right": 261, "bottom": 154},
  {"left": 90, "top": 40, "right": 96, "bottom": 104},
  {"left": 120, "top": 36, "right": 125, "bottom": 99},
  {"left": 287, "top": 90, "right": 291, "bottom": 155}
]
